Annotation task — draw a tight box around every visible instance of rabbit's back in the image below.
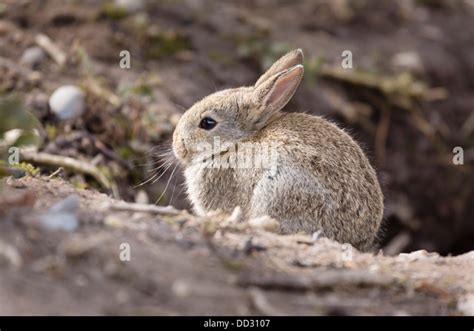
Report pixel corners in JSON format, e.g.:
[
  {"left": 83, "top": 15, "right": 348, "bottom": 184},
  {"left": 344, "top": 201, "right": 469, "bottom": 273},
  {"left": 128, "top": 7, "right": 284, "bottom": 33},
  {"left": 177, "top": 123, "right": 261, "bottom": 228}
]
[{"left": 250, "top": 112, "right": 384, "bottom": 250}]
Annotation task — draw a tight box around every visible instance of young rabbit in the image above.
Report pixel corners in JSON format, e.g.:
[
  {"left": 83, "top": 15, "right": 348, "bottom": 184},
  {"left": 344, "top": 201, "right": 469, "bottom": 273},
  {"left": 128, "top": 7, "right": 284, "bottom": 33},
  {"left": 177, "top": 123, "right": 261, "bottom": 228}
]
[{"left": 172, "top": 49, "right": 384, "bottom": 251}]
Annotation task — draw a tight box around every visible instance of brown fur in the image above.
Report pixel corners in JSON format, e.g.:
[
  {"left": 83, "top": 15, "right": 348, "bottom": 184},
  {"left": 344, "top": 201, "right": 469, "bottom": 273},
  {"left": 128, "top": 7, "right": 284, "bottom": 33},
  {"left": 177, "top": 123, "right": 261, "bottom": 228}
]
[{"left": 172, "top": 49, "right": 384, "bottom": 251}]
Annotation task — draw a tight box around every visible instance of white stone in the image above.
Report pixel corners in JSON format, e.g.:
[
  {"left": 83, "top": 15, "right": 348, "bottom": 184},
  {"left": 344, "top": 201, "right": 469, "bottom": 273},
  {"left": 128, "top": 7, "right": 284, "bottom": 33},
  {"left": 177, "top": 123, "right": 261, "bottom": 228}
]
[
  {"left": 37, "top": 195, "right": 80, "bottom": 232},
  {"left": 115, "top": 0, "right": 144, "bottom": 13},
  {"left": 134, "top": 190, "right": 149, "bottom": 204},
  {"left": 38, "top": 212, "right": 78, "bottom": 232},
  {"left": 20, "top": 46, "right": 45, "bottom": 67},
  {"left": 49, "top": 85, "right": 85, "bottom": 120},
  {"left": 392, "top": 51, "right": 424, "bottom": 73}
]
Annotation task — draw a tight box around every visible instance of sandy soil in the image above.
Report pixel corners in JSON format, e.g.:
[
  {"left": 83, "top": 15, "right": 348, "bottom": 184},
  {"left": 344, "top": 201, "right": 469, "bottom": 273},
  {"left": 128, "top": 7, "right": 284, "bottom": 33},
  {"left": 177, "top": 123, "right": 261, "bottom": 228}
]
[{"left": 0, "top": 176, "right": 473, "bottom": 315}]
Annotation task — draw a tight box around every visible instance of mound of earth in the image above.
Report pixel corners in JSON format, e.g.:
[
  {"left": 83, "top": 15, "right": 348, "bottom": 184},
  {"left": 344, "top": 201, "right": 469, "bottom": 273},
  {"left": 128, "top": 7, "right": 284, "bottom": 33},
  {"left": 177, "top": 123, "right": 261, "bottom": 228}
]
[{"left": 0, "top": 176, "right": 473, "bottom": 315}]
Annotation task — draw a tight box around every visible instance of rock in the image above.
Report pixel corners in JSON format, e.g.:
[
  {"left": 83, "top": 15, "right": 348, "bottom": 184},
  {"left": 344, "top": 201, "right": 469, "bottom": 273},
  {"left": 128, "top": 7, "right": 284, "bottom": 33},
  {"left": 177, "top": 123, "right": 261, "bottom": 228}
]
[
  {"left": 391, "top": 51, "right": 424, "bottom": 73},
  {"left": 134, "top": 190, "right": 149, "bottom": 204},
  {"left": 49, "top": 85, "right": 86, "bottom": 120},
  {"left": 38, "top": 212, "right": 78, "bottom": 232},
  {"left": 115, "top": 0, "right": 144, "bottom": 13},
  {"left": 20, "top": 46, "right": 45, "bottom": 67},
  {"left": 49, "top": 194, "right": 80, "bottom": 213},
  {"left": 37, "top": 195, "right": 80, "bottom": 231}
]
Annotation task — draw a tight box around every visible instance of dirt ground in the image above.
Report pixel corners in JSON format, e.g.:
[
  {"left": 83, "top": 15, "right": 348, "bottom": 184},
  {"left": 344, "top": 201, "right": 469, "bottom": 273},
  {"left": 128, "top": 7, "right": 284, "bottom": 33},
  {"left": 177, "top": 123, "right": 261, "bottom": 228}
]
[
  {"left": 1, "top": 0, "right": 474, "bottom": 316},
  {"left": 0, "top": 176, "right": 473, "bottom": 315},
  {"left": 1, "top": 0, "right": 473, "bottom": 255}
]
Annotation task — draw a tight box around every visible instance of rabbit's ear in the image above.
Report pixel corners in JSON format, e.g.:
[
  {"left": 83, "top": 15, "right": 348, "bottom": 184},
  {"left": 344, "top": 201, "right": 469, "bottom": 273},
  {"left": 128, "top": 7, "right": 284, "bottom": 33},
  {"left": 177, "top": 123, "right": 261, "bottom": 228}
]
[
  {"left": 251, "top": 64, "right": 303, "bottom": 128},
  {"left": 254, "top": 49, "right": 303, "bottom": 87}
]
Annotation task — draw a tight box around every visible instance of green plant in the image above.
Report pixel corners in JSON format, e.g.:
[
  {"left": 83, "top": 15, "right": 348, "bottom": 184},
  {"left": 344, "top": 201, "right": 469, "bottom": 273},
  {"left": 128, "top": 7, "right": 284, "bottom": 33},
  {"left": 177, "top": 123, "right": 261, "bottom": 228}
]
[{"left": 0, "top": 95, "right": 43, "bottom": 177}]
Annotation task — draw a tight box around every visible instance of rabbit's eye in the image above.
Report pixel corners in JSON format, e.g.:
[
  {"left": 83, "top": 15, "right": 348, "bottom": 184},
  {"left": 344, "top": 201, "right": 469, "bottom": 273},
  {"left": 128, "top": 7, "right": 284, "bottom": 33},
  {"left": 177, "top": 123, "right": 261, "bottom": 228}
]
[{"left": 199, "top": 117, "right": 217, "bottom": 130}]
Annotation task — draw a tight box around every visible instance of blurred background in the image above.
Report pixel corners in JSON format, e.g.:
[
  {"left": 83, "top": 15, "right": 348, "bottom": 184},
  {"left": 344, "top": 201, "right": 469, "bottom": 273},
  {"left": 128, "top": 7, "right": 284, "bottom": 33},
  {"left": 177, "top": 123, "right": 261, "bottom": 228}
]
[{"left": 0, "top": 0, "right": 473, "bottom": 255}]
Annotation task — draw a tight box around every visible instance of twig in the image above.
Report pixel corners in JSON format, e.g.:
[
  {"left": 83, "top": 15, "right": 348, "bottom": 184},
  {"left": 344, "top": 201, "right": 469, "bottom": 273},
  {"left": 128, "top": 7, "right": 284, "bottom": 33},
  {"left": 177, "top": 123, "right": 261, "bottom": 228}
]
[
  {"left": 109, "top": 201, "right": 181, "bottom": 215},
  {"left": 20, "top": 150, "right": 111, "bottom": 190},
  {"left": 83, "top": 77, "right": 121, "bottom": 107},
  {"left": 35, "top": 34, "right": 67, "bottom": 66},
  {"left": 383, "top": 231, "right": 411, "bottom": 256},
  {"left": 319, "top": 65, "right": 431, "bottom": 101},
  {"left": 47, "top": 167, "right": 63, "bottom": 179},
  {"left": 410, "top": 111, "right": 445, "bottom": 152},
  {"left": 90, "top": 135, "right": 133, "bottom": 170}
]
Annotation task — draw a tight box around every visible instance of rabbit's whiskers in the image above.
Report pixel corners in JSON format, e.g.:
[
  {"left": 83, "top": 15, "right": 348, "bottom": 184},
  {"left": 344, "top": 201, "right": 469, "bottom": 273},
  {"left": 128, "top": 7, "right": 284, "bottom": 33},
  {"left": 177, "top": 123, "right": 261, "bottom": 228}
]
[
  {"left": 135, "top": 159, "right": 173, "bottom": 188},
  {"left": 156, "top": 162, "right": 179, "bottom": 204}
]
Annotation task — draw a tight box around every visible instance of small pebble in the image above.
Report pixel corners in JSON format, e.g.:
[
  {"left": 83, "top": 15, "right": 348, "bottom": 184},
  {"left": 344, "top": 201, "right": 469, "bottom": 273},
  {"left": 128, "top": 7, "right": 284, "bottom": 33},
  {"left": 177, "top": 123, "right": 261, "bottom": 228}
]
[
  {"left": 49, "top": 194, "right": 80, "bottom": 213},
  {"left": 49, "top": 85, "right": 86, "bottom": 120},
  {"left": 391, "top": 51, "right": 424, "bottom": 73},
  {"left": 20, "top": 46, "right": 45, "bottom": 67},
  {"left": 115, "top": 0, "right": 144, "bottom": 13},
  {"left": 134, "top": 190, "right": 149, "bottom": 204},
  {"left": 37, "top": 195, "right": 80, "bottom": 231},
  {"left": 38, "top": 212, "right": 79, "bottom": 232}
]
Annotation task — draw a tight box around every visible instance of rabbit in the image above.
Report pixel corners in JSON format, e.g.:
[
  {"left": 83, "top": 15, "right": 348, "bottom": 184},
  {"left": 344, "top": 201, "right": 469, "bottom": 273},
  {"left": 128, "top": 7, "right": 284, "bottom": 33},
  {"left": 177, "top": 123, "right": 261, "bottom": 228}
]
[{"left": 172, "top": 49, "right": 384, "bottom": 251}]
